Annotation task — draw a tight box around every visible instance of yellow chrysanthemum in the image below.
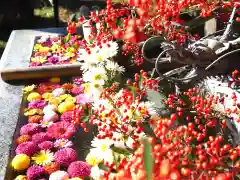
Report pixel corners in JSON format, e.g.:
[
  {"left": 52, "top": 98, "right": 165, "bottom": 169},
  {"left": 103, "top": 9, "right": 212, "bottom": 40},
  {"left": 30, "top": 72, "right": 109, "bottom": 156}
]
[
  {"left": 65, "top": 52, "right": 75, "bottom": 58},
  {"left": 42, "top": 93, "right": 53, "bottom": 101},
  {"left": 83, "top": 83, "right": 91, "bottom": 94},
  {"left": 14, "top": 175, "right": 28, "bottom": 180},
  {"left": 31, "top": 56, "right": 47, "bottom": 64},
  {"left": 23, "top": 85, "right": 36, "bottom": 94},
  {"left": 12, "top": 154, "right": 30, "bottom": 171},
  {"left": 48, "top": 97, "right": 62, "bottom": 105},
  {"left": 32, "top": 150, "right": 54, "bottom": 166},
  {"left": 34, "top": 44, "right": 43, "bottom": 51},
  {"left": 24, "top": 109, "right": 43, "bottom": 116},
  {"left": 58, "top": 102, "right": 75, "bottom": 114},
  {"left": 59, "top": 94, "right": 69, "bottom": 101},
  {"left": 49, "top": 77, "right": 61, "bottom": 83},
  {"left": 27, "top": 92, "right": 41, "bottom": 102},
  {"left": 65, "top": 96, "right": 76, "bottom": 103},
  {"left": 39, "top": 46, "right": 50, "bottom": 52}
]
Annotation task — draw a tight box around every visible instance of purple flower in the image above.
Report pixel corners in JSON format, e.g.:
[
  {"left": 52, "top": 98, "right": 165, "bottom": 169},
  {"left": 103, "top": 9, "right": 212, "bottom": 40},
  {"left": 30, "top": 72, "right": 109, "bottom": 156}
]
[
  {"left": 76, "top": 94, "right": 91, "bottom": 104},
  {"left": 54, "top": 139, "right": 73, "bottom": 149},
  {"left": 38, "top": 141, "right": 54, "bottom": 150},
  {"left": 20, "top": 123, "right": 42, "bottom": 136},
  {"left": 28, "top": 100, "right": 47, "bottom": 109},
  {"left": 16, "top": 141, "right": 39, "bottom": 156},
  {"left": 72, "top": 77, "right": 83, "bottom": 85},
  {"left": 71, "top": 86, "right": 84, "bottom": 95},
  {"left": 54, "top": 148, "right": 77, "bottom": 166},
  {"left": 60, "top": 111, "right": 73, "bottom": 122},
  {"left": 48, "top": 56, "right": 59, "bottom": 64},
  {"left": 32, "top": 132, "right": 51, "bottom": 144},
  {"left": 67, "top": 161, "right": 91, "bottom": 178},
  {"left": 27, "top": 165, "right": 45, "bottom": 180}
]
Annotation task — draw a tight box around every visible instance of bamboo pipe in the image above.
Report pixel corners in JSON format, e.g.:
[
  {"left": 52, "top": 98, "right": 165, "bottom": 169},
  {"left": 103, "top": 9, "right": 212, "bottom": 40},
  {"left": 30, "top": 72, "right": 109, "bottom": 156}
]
[{"left": 0, "top": 64, "right": 82, "bottom": 81}]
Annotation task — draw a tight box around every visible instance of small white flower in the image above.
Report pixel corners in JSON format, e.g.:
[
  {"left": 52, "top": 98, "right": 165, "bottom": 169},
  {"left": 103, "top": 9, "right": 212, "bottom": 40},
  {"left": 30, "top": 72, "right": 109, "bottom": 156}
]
[
  {"left": 105, "top": 61, "right": 125, "bottom": 74},
  {"left": 101, "top": 41, "right": 119, "bottom": 59},
  {"left": 49, "top": 171, "right": 69, "bottom": 180},
  {"left": 43, "top": 104, "right": 57, "bottom": 114},
  {"left": 90, "top": 165, "right": 105, "bottom": 180}
]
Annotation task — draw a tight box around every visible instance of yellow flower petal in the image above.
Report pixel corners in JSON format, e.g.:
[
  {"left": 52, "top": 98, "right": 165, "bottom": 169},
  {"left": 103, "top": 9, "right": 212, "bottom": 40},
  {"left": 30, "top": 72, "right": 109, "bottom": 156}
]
[
  {"left": 12, "top": 154, "right": 30, "bottom": 171},
  {"left": 65, "top": 96, "right": 76, "bottom": 103},
  {"left": 42, "top": 93, "right": 53, "bottom": 101},
  {"left": 27, "top": 92, "right": 41, "bottom": 102},
  {"left": 23, "top": 85, "right": 36, "bottom": 94}
]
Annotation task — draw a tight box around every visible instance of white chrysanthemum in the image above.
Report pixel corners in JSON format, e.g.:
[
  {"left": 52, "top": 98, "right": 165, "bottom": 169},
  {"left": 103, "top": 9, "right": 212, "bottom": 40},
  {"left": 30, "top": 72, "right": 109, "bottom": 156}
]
[
  {"left": 83, "top": 67, "right": 108, "bottom": 84},
  {"left": 101, "top": 41, "right": 119, "bottom": 59},
  {"left": 90, "top": 165, "right": 105, "bottom": 180},
  {"left": 49, "top": 171, "right": 69, "bottom": 180},
  {"left": 89, "top": 137, "right": 114, "bottom": 164},
  {"left": 52, "top": 88, "right": 65, "bottom": 97},
  {"left": 43, "top": 104, "right": 57, "bottom": 114},
  {"left": 105, "top": 61, "right": 125, "bottom": 74}
]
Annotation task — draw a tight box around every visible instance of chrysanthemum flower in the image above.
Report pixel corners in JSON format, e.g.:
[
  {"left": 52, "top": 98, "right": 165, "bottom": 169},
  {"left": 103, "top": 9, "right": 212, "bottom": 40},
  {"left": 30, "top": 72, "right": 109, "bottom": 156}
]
[
  {"left": 54, "top": 148, "right": 77, "bottom": 166},
  {"left": 32, "top": 132, "right": 51, "bottom": 144},
  {"left": 62, "top": 83, "right": 75, "bottom": 91},
  {"left": 38, "top": 141, "right": 54, "bottom": 150},
  {"left": 72, "top": 77, "right": 83, "bottom": 85},
  {"left": 47, "top": 121, "right": 76, "bottom": 139},
  {"left": 14, "top": 175, "right": 28, "bottom": 180},
  {"left": 16, "top": 141, "right": 39, "bottom": 156},
  {"left": 67, "top": 161, "right": 91, "bottom": 177},
  {"left": 43, "top": 111, "right": 59, "bottom": 122},
  {"left": 52, "top": 88, "right": 65, "bottom": 97},
  {"left": 20, "top": 123, "right": 42, "bottom": 135},
  {"left": 12, "top": 154, "right": 30, "bottom": 171},
  {"left": 60, "top": 111, "right": 73, "bottom": 122},
  {"left": 27, "top": 165, "right": 45, "bottom": 180},
  {"left": 71, "top": 86, "right": 84, "bottom": 95},
  {"left": 16, "top": 135, "right": 31, "bottom": 145},
  {"left": 28, "top": 100, "right": 47, "bottom": 109},
  {"left": 49, "top": 170, "right": 69, "bottom": 180},
  {"left": 44, "top": 162, "right": 60, "bottom": 174},
  {"left": 32, "top": 150, "right": 54, "bottom": 166},
  {"left": 75, "top": 94, "right": 92, "bottom": 104},
  {"left": 28, "top": 115, "right": 43, "bottom": 123},
  {"left": 54, "top": 138, "right": 73, "bottom": 149}
]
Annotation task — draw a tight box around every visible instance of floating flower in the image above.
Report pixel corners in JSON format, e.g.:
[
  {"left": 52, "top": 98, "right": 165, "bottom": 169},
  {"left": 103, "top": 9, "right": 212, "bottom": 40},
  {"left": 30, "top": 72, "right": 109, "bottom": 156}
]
[
  {"left": 54, "top": 139, "right": 73, "bottom": 149},
  {"left": 20, "top": 123, "right": 42, "bottom": 136},
  {"left": 12, "top": 154, "right": 30, "bottom": 171},
  {"left": 48, "top": 56, "right": 59, "bottom": 64},
  {"left": 71, "top": 86, "right": 84, "bottom": 95},
  {"left": 58, "top": 102, "right": 75, "bottom": 114},
  {"left": 62, "top": 83, "right": 75, "bottom": 91},
  {"left": 37, "top": 83, "right": 61, "bottom": 94},
  {"left": 75, "top": 94, "right": 92, "bottom": 104},
  {"left": 85, "top": 151, "right": 103, "bottom": 166},
  {"left": 67, "top": 161, "right": 91, "bottom": 178},
  {"left": 28, "top": 115, "right": 43, "bottom": 123},
  {"left": 54, "top": 148, "right": 77, "bottom": 166},
  {"left": 23, "top": 85, "right": 36, "bottom": 94},
  {"left": 16, "top": 134, "right": 31, "bottom": 145},
  {"left": 72, "top": 77, "right": 83, "bottom": 85},
  {"left": 42, "top": 93, "right": 53, "bottom": 101},
  {"left": 44, "top": 162, "right": 60, "bottom": 175},
  {"left": 49, "top": 170, "right": 69, "bottom": 180},
  {"left": 27, "top": 165, "right": 45, "bottom": 180},
  {"left": 32, "top": 132, "right": 51, "bottom": 144},
  {"left": 49, "top": 97, "right": 62, "bottom": 105},
  {"left": 65, "top": 96, "right": 76, "bottom": 104},
  {"left": 41, "top": 120, "right": 54, "bottom": 128},
  {"left": 43, "top": 111, "right": 59, "bottom": 122},
  {"left": 28, "top": 100, "right": 47, "bottom": 109},
  {"left": 32, "top": 150, "right": 54, "bottom": 166},
  {"left": 43, "top": 104, "right": 57, "bottom": 114},
  {"left": 27, "top": 92, "right": 42, "bottom": 102},
  {"left": 52, "top": 88, "right": 65, "bottom": 97},
  {"left": 15, "top": 141, "right": 39, "bottom": 156},
  {"left": 60, "top": 111, "right": 73, "bottom": 122},
  {"left": 31, "top": 56, "right": 47, "bottom": 64},
  {"left": 38, "top": 141, "right": 54, "bottom": 150},
  {"left": 24, "top": 108, "right": 43, "bottom": 116},
  {"left": 90, "top": 165, "right": 104, "bottom": 180},
  {"left": 14, "top": 175, "right": 28, "bottom": 180},
  {"left": 47, "top": 121, "right": 76, "bottom": 139}
]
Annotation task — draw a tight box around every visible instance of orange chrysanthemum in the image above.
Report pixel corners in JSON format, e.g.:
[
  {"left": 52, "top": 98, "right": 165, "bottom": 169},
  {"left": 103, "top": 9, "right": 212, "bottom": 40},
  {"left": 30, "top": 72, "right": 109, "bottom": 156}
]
[
  {"left": 44, "top": 162, "right": 60, "bottom": 174},
  {"left": 28, "top": 115, "right": 43, "bottom": 123},
  {"left": 62, "top": 83, "right": 76, "bottom": 91},
  {"left": 16, "top": 135, "right": 31, "bottom": 145}
]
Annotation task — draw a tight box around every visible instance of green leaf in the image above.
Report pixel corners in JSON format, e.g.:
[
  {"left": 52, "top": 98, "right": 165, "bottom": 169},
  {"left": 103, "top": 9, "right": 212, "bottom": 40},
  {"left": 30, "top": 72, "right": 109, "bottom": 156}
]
[
  {"left": 64, "top": 33, "right": 71, "bottom": 43},
  {"left": 143, "top": 139, "right": 153, "bottom": 180},
  {"left": 111, "top": 146, "right": 131, "bottom": 155},
  {"left": 99, "top": 163, "right": 110, "bottom": 171},
  {"left": 81, "top": 116, "right": 89, "bottom": 122}
]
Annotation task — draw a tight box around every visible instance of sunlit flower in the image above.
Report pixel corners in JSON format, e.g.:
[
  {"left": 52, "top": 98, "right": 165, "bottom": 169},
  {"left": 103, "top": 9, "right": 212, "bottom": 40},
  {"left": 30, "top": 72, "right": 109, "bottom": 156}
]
[
  {"left": 47, "top": 121, "right": 76, "bottom": 139},
  {"left": 101, "top": 41, "right": 118, "bottom": 59},
  {"left": 105, "top": 61, "right": 125, "bottom": 74},
  {"left": 54, "top": 148, "right": 77, "bottom": 166},
  {"left": 49, "top": 170, "right": 69, "bottom": 180},
  {"left": 32, "top": 150, "right": 54, "bottom": 166},
  {"left": 54, "top": 139, "right": 73, "bottom": 149},
  {"left": 44, "top": 162, "right": 60, "bottom": 175},
  {"left": 38, "top": 141, "right": 54, "bottom": 150},
  {"left": 15, "top": 142, "right": 39, "bottom": 156},
  {"left": 52, "top": 88, "right": 65, "bottom": 97},
  {"left": 67, "top": 161, "right": 91, "bottom": 177},
  {"left": 23, "top": 85, "right": 36, "bottom": 94},
  {"left": 90, "top": 165, "right": 104, "bottom": 180},
  {"left": 31, "top": 56, "right": 47, "bottom": 64}
]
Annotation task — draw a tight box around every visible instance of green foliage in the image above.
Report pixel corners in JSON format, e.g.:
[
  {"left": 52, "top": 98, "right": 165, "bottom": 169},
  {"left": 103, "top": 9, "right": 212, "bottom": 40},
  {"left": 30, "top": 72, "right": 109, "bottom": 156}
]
[{"left": 143, "top": 139, "right": 153, "bottom": 180}]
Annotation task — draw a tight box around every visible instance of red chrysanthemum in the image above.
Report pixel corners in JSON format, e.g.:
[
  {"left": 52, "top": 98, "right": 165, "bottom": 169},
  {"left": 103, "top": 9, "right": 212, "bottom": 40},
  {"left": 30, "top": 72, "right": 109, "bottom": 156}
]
[{"left": 47, "top": 121, "right": 76, "bottom": 139}]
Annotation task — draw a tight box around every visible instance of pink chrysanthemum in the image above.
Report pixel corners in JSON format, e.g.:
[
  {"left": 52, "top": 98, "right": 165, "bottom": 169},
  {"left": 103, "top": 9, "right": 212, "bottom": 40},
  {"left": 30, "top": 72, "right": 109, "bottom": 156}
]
[
  {"left": 72, "top": 77, "right": 83, "bottom": 85},
  {"left": 15, "top": 141, "right": 39, "bottom": 156},
  {"left": 67, "top": 161, "right": 91, "bottom": 177},
  {"left": 54, "top": 148, "right": 77, "bottom": 166},
  {"left": 38, "top": 141, "right": 54, "bottom": 150},
  {"left": 32, "top": 132, "right": 51, "bottom": 144},
  {"left": 71, "top": 86, "right": 84, "bottom": 95},
  {"left": 75, "top": 94, "right": 91, "bottom": 104},
  {"left": 27, "top": 165, "right": 45, "bottom": 180},
  {"left": 28, "top": 100, "right": 47, "bottom": 109},
  {"left": 47, "top": 121, "right": 76, "bottom": 139},
  {"left": 60, "top": 111, "right": 73, "bottom": 122},
  {"left": 20, "top": 123, "right": 42, "bottom": 136}
]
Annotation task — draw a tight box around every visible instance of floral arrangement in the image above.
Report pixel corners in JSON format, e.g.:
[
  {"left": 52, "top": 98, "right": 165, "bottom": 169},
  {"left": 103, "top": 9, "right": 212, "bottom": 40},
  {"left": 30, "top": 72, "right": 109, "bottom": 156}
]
[{"left": 30, "top": 35, "right": 82, "bottom": 67}]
